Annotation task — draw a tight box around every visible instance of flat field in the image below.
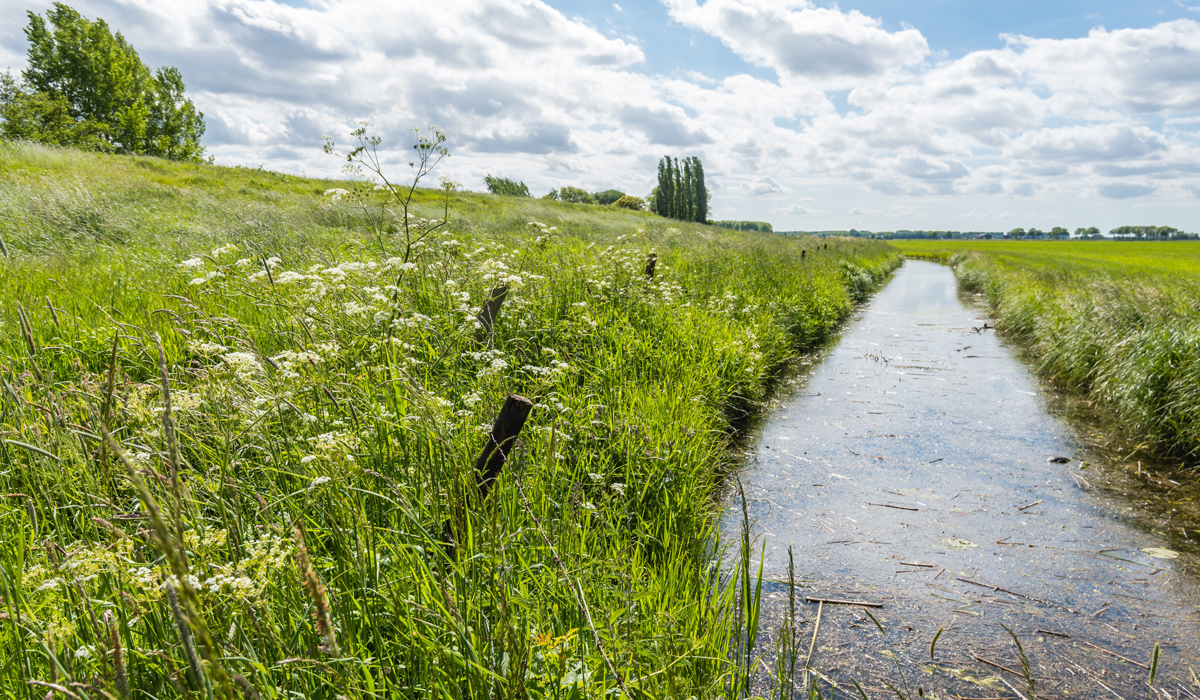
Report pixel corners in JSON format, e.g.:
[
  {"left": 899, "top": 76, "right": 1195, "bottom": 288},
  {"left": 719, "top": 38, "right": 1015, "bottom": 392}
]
[
  {"left": 0, "top": 141, "right": 899, "bottom": 698},
  {"left": 894, "top": 238, "right": 1200, "bottom": 278},
  {"left": 893, "top": 238, "right": 1200, "bottom": 462}
]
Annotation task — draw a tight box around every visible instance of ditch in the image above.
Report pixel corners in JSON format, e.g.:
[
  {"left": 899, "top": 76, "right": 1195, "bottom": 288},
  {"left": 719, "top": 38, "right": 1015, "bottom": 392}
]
[{"left": 727, "top": 259, "right": 1200, "bottom": 698}]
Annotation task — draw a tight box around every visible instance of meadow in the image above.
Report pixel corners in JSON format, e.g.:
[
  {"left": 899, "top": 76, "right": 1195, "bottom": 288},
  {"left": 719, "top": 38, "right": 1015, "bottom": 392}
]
[
  {"left": 895, "top": 239, "right": 1200, "bottom": 464},
  {"left": 0, "top": 140, "right": 900, "bottom": 699}
]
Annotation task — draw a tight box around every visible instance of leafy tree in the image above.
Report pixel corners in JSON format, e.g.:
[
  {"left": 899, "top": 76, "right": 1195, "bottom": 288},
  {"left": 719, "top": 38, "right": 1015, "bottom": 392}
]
[
  {"left": 2, "top": 3, "right": 205, "bottom": 160},
  {"left": 1049, "top": 226, "right": 1069, "bottom": 239},
  {"left": 593, "top": 189, "right": 625, "bottom": 205},
  {"left": 0, "top": 71, "right": 108, "bottom": 149},
  {"left": 484, "top": 174, "right": 530, "bottom": 197},
  {"left": 1008, "top": 228, "right": 1026, "bottom": 239},
  {"left": 557, "top": 186, "right": 593, "bottom": 204},
  {"left": 542, "top": 188, "right": 559, "bottom": 200}
]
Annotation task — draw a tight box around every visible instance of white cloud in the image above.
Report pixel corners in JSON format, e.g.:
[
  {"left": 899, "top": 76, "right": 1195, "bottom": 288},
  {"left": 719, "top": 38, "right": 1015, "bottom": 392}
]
[
  {"left": 770, "top": 203, "right": 810, "bottom": 214},
  {"left": 662, "top": 0, "right": 928, "bottom": 87},
  {"left": 740, "top": 175, "right": 788, "bottom": 195}
]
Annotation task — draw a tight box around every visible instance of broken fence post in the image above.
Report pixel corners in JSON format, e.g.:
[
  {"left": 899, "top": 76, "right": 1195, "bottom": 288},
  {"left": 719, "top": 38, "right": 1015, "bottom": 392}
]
[
  {"left": 474, "top": 283, "right": 509, "bottom": 343},
  {"left": 442, "top": 393, "right": 533, "bottom": 555},
  {"left": 645, "top": 253, "right": 657, "bottom": 279}
]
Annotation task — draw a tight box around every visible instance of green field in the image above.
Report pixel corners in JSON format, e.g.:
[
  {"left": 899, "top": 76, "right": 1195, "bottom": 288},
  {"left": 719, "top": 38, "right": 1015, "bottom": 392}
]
[
  {"left": 0, "top": 141, "right": 900, "bottom": 698},
  {"left": 894, "top": 239, "right": 1200, "bottom": 462}
]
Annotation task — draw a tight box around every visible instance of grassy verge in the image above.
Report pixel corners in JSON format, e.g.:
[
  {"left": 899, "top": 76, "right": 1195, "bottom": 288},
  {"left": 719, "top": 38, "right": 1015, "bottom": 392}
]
[
  {"left": 894, "top": 239, "right": 1200, "bottom": 463},
  {"left": 0, "top": 140, "right": 900, "bottom": 698}
]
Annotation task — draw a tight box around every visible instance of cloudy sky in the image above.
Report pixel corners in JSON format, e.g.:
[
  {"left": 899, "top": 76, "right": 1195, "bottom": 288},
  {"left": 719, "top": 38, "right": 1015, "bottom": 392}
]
[{"left": 3, "top": 0, "right": 1200, "bottom": 232}]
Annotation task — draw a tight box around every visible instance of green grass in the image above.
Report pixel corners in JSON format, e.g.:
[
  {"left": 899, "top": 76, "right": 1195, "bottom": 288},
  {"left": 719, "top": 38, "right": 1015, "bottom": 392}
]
[
  {"left": 0, "top": 140, "right": 900, "bottom": 698},
  {"left": 893, "top": 239, "right": 1200, "bottom": 463}
]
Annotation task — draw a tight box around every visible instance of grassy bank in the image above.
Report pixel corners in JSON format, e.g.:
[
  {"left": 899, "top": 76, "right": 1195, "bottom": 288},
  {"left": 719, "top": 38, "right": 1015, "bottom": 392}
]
[
  {"left": 895, "top": 240, "right": 1200, "bottom": 463},
  {"left": 0, "top": 141, "right": 900, "bottom": 698}
]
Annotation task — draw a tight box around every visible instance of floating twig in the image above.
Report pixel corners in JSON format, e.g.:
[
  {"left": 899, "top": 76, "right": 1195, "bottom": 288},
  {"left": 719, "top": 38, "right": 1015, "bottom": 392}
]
[
  {"left": 972, "top": 654, "right": 1026, "bottom": 679},
  {"left": 804, "top": 596, "right": 883, "bottom": 608},
  {"left": 1017, "top": 500, "right": 1044, "bottom": 511},
  {"left": 1078, "top": 640, "right": 1150, "bottom": 670},
  {"left": 957, "top": 577, "right": 1075, "bottom": 613},
  {"left": 865, "top": 502, "right": 919, "bottom": 511}
]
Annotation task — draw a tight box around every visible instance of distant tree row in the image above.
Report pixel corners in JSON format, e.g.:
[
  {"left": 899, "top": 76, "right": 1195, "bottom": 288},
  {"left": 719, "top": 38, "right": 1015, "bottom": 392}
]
[
  {"left": 1109, "top": 225, "right": 1196, "bottom": 240},
  {"left": 483, "top": 177, "right": 644, "bottom": 209},
  {"left": 713, "top": 220, "right": 773, "bottom": 233},
  {"left": 652, "top": 156, "right": 707, "bottom": 222}
]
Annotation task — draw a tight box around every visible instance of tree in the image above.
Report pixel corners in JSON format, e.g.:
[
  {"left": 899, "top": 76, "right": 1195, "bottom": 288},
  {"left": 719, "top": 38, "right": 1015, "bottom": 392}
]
[
  {"left": 0, "top": 71, "right": 109, "bottom": 149},
  {"left": 659, "top": 157, "right": 675, "bottom": 218},
  {"left": 484, "top": 174, "right": 530, "bottom": 197},
  {"left": 557, "top": 186, "right": 593, "bottom": 204},
  {"left": 691, "top": 156, "right": 708, "bottom": 223},
  {"left": 593, "top": 189, "right": 625, "bottom": 205},
  {"left": 1049, "top": 226, "right": 1069, "bottom": 239},
  {"left": 2, "top": 3, "right": 205, "bottom": 160}
]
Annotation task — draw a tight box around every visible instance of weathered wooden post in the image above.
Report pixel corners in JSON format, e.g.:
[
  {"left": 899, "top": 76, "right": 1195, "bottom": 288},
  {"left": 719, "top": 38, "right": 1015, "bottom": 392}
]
[
  {"left": 474, "top": 283, "right": 509, "bottom": 344},
  {"left": 442, "top": 393, "right": 533, "bottom": 556},
  {"left": 645, "top": 253, "right": 657, "bottom": 279},
  {"left": 801, "top": 249, "right": 806, "bottom": 260}
]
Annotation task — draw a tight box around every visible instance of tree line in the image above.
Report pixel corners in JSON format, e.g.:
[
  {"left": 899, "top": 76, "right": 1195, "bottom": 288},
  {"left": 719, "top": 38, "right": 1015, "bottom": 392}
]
[
  {"left": 713, "top": 220, "right": 772, "bottom": 233},
  {"left": 484, "top": 175, "right": 645, "bottom": 210}
]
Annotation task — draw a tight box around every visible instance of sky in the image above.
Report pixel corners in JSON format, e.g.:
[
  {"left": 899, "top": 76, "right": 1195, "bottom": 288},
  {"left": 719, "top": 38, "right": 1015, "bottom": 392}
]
[{"left": 2, "top": 0, "right": 1200, "bottom": 233}]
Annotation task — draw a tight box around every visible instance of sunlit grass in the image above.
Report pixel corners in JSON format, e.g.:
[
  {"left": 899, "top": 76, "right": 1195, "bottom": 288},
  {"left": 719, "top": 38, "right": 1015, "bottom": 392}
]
[{"left": 0, "top": 140, "right": 900, "bottom": 698}]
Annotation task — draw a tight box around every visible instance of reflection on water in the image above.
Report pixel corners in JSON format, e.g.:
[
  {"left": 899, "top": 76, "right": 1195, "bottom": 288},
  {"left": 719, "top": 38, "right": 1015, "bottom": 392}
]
[{"left": 725, "top": 260, "right": 1200, "bottom": 697}]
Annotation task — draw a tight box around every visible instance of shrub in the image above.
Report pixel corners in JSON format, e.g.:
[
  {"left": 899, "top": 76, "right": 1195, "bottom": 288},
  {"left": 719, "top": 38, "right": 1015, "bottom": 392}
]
[{"left": 613, "top": 195, "right": 645, "bottom": 211}]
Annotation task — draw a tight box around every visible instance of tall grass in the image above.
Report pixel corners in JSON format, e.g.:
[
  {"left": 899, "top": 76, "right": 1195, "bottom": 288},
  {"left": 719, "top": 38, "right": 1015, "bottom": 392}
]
[
  {"left": 0, "top": 140, "right": 900, "bottom": 697},
  {"left": 894, "top": 239, "right": 1200, "bottom": 463}
]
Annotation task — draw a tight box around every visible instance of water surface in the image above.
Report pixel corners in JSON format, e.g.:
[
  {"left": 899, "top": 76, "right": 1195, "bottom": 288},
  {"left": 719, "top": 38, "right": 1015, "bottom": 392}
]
[{"left": 727, "top": 260, "right": 1200, "bottom": 697}]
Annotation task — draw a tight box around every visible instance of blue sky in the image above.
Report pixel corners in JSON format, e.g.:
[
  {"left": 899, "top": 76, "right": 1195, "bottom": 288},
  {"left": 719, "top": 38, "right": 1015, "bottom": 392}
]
[{"left": 2, "top": 0, "right": 1199, "bottom": 232}]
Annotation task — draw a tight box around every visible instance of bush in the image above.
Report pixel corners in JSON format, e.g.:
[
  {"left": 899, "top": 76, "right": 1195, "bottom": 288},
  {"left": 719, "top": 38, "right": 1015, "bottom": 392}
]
[
  {"left": 593, "top": 189, "right": 625, "bottom": 205},
  {"left": 614, "top": 195, "right": 645, "bottom": 211},
  {"left": 557, "top": 186, "right": 593, "bottom": 204},
  {"left": 484, "top": 174, "right": 530, "bottom": 197}
]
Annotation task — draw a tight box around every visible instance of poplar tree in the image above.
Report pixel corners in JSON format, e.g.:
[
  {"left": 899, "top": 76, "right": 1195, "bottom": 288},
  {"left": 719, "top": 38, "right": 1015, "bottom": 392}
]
[
  {"left": 661, "top": 156, "right": 676, "bottom": 218},
  {"left": 681, "top": 158, "right": 694, "bottom": 223},
  {"left": 691, "top": 157, "right": 707, "bottom": 223}
]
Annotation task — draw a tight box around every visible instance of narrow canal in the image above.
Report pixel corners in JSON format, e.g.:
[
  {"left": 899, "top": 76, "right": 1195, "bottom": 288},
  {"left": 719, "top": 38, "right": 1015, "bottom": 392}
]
[{"left": 727, "top": 259, "right": 1200, "bottom": 698}]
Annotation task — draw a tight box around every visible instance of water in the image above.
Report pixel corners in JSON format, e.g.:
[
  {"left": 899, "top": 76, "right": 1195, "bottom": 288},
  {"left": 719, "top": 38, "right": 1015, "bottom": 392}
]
[{"left": 726, "top": 260, "right": 1200, "bottom": 697}]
